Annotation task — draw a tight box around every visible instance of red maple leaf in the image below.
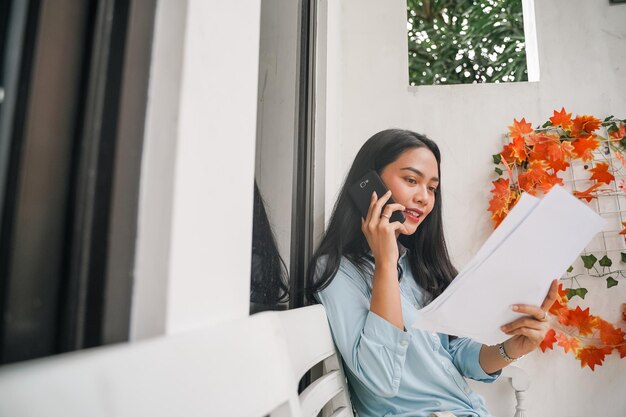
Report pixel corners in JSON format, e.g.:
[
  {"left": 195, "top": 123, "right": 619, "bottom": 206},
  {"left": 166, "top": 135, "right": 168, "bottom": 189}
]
[
  {"left": 556, "top": 283, "right": 569, "bottom": 301},
  {"left": 550, "top": 300, "right": 571, "bottom": 324},
  {"left": 573, "top": 183, "right": 603, "bottom": 202},
  {"left": 536, "top": 173, "right": 563, "bottom": 193},
  {"left": 571, "top": 115, "right": 602, "bottom": 137},
  {"left": 529, "top": 137, "right": 574, "bottom": 173},
  {"left": 525, "top": 132, "right": 543, "bottom": 146},
  {"left": 528, "top": 133, "right": 554, "bottom": 149},
  {"left": 548, "top": 141, "right": 574, "bottom": 172},
  {"left": 555, "top": 332, "right": 581, "bottom": 354},
  {"left": 609, "top": 123, "right": 626, "bottom": 141},
  {"left": 546, "top": 158, "right": 570, "bottom": 172},
  {"left": 567, "top": 306, "right": 599, "bottom": 336},
  {"left": 508, "top": 118, "right": 534, "bottom": 139},
  {"left": 539, "top": 328, "right": 557, "bottom": 352},
  {"left": 588, "top": 162, "right": 615, "bottom": 185},
  {"left": 597, "top": 318, "right": 626, "bottom": 346},
  {"left": 501, "top": 136, "right": 527, "bottom": 164},
  {"left": 488, "top": 178, "right": 519, "bottom": 226},
  {"left": 571, "top": 135, "right": 600, "bottom": 161},
  {"left": 550, "top": 108, "right": 573, "bottom": 130},
  {"left": 518, "top": 160, "right": 550, "bottom": 195},
  {"left": 576, "top": 345, "right": 611, "bottom": 371},
  {"left": 547, "top": 140, "right": 574, "bottom": 164},
  {"left": 619, "top": 222, "right": 626, "bottom": 235},
  {"left": 527, "top": 133, "right": 559, "bottom": 160},
  {"left": 549, "top": 284, "right": 572, "bottom": 322}
]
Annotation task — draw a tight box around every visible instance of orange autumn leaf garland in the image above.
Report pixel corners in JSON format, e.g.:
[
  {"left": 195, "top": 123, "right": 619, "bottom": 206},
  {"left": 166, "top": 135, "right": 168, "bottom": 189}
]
[
  {"left": 540, "top": 283, "right": 626, "bottom": 370},
  {"left": 489, "top": 109, "right": 626, "bottom": 224},
  {"left": 489, "top": 109, "right": 626, "bottom": 370},
  {"left": 488, "top": 109, "right": 619, "bottom": 227}
]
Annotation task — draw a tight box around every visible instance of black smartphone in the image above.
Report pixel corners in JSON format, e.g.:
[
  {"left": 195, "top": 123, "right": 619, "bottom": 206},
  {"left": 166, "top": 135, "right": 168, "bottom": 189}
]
[{"left": 349, "top": 170, "right": 405, "bottom": 223}]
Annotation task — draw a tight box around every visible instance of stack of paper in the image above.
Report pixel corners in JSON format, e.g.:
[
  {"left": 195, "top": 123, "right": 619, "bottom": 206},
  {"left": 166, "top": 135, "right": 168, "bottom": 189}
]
[{"left": 412, "top": 185, "right": 605, "bottom": 345}]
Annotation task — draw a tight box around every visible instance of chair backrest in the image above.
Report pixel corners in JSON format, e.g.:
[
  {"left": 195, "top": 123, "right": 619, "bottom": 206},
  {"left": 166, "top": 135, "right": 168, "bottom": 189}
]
[
  {"left": 0, "top": 313, "right": 301, "bottom": 417},
  {"left": 277, "top": 305, "right": 354, "bottom": 417}
]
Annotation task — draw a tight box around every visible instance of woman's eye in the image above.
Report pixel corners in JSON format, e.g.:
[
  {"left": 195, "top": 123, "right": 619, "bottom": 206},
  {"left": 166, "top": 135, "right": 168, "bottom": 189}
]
[
  {"left": 428, "top": 186, "right": 438, "bottom": 192},
  {"left": 405, "top": 177, "right": 417, "bottom": 184}
]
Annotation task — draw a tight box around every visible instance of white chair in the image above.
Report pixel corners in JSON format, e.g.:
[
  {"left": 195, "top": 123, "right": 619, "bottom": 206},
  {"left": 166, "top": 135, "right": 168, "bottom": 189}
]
[
  {"left": 500, "top": 365, "right": 530, "bottom": 417},
  {"left": 277, "top": 306, "right": 531, "bottom": 417},
  {"left": 0, "top": 313, "right": 301, "bottom": 417},
  {"left": 276, "top": 305, "right": 354, "bottom": 417}
]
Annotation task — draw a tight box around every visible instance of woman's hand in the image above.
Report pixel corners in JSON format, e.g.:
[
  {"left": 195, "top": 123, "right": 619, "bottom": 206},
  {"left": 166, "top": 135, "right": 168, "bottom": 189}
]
[
  {"left": 364, "top": 191, "right": 408, "bottom": 330},
  {"left": 361, "top": 191, "right": 409, "bottom": 266},
  {"left": 500, "top": 279, "right": 559, "bottom": 359}
]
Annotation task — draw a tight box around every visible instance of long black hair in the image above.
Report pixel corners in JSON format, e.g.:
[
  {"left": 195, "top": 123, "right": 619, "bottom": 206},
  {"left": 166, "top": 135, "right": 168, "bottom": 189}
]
[
  {"left": 250, "top": 180, "right": 289, "bottom": 309},
  {"left": 306, "top": 129, "right": 457, "bottom": 304}
]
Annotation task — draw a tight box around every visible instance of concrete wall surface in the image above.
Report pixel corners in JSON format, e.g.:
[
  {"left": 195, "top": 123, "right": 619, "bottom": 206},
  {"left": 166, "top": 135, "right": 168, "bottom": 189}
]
[
  {"left": 132, "top": 0, "right": 261, "bottom": 338},
  {"left": 322, "top": 0, "right": 626, "bottom": 416}
]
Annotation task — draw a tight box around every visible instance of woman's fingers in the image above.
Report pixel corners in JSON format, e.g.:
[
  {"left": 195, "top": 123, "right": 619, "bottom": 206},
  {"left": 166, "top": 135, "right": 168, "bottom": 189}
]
[
  {"left": 501, "top": 316, "right": 545, "bottom": 333},
  {"left": 372, "top": 190, "right": 392, "bottom": 217},
  {"left": 380, "top": 203, "right": 406, "bottom": 221},
  {"left": 504, "top": 327, "right": 545, "bottom": 344},
  {"left": 540, "top": 279, "right": 559, "bottom": 311},
  {"left": 366, "top": 191, "right": 407, "bottom": 224},
  {"left": 363, "top": 191, "right": 378, "bottom": 224},
  {"left": 512, "top": 303, "right": 548, "bottom": 321},
  {"left": 365, "top": 190, "right": 390, "bottom": 224},
  {"left": 503, "top": 284, "right": 559, "bottom": 354},
  {"left": 390, "top": 219, "right": 410, "bottom": 235},
  {"left": 362, "top": 191, "right": 408, "bottom": 236}
]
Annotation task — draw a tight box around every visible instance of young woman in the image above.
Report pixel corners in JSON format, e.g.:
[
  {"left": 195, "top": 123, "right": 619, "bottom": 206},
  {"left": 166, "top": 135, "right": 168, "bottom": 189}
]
[{"left": 307, "top": 129, "right": 557, "bottom": 417}]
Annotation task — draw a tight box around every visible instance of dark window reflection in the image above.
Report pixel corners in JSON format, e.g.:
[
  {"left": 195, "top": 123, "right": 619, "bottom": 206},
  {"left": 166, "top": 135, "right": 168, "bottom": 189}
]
[{"left": 250, "top": 181, "right": 289, "bottom": 314}]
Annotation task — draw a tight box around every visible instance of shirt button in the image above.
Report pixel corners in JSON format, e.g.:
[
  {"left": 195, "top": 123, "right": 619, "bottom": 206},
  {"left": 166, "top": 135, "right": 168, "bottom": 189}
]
[
  {"left": 400, "top": 340, "right": 409, "bottom": 347},
  {"left": 464, "top": 386, "right": 471, "bottom": 394}
]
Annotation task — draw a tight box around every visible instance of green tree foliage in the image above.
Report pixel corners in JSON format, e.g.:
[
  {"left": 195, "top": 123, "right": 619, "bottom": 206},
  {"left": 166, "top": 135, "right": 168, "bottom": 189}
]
[{"left": 407, "top": 0, "right": 528, "bottom": 86}]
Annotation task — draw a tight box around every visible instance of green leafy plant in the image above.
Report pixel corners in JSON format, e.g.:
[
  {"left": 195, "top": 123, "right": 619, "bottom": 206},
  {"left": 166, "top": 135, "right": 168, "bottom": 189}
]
[
  {"left": 566, "top": 252, "right": 626, "bottom": 299},
  {"left": 407, "top": 0, "right": 527, "bottom": 85}
]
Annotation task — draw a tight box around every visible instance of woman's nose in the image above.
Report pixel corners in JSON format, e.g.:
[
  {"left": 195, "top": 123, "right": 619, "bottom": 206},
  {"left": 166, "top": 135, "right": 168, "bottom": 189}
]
[{"left": 413, "top": 185, "right": 428, "bottom": 205}]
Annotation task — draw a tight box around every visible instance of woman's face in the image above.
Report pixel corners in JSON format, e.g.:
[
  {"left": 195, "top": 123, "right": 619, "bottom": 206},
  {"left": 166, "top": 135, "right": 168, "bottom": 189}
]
[{"left": 380, "top": 147, "right": 439, "bottom": 236}]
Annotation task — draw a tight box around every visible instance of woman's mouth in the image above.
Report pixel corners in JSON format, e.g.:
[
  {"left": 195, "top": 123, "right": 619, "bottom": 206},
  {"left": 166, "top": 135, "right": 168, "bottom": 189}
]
[{"left": 404, "top": 208, "right": 424, "bottom": 222}]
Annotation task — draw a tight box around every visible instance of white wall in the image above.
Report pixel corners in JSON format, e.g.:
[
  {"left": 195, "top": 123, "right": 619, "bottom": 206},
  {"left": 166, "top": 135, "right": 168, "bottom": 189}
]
[
  {"left": 131, "top": 0, "right": 262, "bottom": 338},
  {"left": 322, "top": 0, "right": 626, "bottom": 416}
]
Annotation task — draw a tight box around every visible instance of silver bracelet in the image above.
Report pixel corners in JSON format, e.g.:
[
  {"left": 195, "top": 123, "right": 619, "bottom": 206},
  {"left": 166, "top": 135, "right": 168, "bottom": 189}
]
[{"left": 498, "top": 342, "right": 523, "bottom": 362}]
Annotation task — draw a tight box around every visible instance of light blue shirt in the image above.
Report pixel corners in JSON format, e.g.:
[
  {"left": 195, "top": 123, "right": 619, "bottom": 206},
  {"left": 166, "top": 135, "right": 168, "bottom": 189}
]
[{"left": 316, "top": 250, "right": 499, "bottom": 417}]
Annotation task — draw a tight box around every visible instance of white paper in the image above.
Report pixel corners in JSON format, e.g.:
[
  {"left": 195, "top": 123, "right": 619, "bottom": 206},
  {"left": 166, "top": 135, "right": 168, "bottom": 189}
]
[{"left": 412, "top": 186, "right": 605, "bottom": 345}]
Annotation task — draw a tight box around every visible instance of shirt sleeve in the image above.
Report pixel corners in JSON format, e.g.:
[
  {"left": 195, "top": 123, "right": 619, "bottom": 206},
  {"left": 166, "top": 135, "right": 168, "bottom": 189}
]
[
  {"left": 444, "top": 336, "right": 501, "bottom": 382},
  {"left": 316, "top": 262, "right": 411, "bottom": 397}
]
